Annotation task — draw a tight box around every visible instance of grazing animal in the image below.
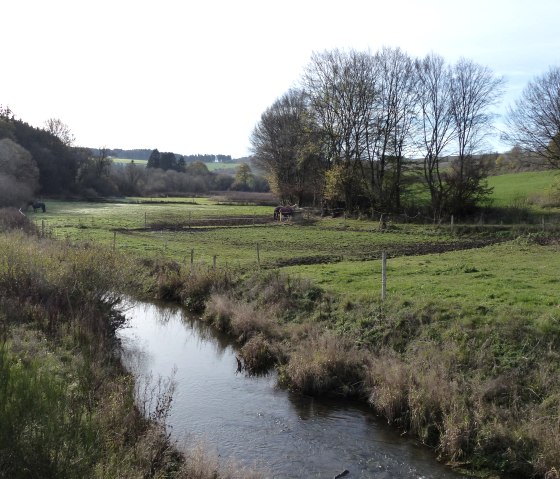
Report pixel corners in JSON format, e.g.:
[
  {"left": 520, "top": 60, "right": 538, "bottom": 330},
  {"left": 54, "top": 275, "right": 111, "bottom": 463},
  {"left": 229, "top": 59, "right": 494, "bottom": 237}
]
[
  {"left": 29, "top": 201, "right": 46, "bottom": 213},
  {"left": 273, "top": 204, "right": 297, "bottom": 221}
]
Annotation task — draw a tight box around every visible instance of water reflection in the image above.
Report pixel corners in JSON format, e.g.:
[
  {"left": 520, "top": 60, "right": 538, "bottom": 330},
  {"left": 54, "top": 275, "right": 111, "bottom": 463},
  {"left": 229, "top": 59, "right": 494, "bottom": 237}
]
[{"left": 118, "top": 301, "right": 468, "bottom": 479}]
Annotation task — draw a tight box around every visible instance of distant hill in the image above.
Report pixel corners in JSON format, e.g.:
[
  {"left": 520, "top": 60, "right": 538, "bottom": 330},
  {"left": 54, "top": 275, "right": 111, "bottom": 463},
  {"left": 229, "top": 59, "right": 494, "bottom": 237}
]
[
  {"left": 90, "top": 148, "right": 240, "bottom": 163},
  {"left": 92, "top": 148, "right": 152, "bottom": 161}
]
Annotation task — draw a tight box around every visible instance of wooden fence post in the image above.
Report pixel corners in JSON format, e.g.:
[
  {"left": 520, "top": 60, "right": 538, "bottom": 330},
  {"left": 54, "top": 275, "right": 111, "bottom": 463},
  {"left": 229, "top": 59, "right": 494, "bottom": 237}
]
[
  {"left": 381, "top": 251, "right": 387, "bottom": 301},
  {"left": 190, "top": 249, "right": 194, "bottom": 266},
  {"left": 256, "top": 242, "right": 261, "bottom": 269},
  {"left": 213, "top": 255, "right": 217, "bottom": 270}
]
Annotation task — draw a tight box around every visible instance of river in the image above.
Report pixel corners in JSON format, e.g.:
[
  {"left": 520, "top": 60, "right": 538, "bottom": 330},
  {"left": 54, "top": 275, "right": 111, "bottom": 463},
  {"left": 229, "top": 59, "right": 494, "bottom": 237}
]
[{"left": 118, "top": 301, "right": 469, "bottom": 479}]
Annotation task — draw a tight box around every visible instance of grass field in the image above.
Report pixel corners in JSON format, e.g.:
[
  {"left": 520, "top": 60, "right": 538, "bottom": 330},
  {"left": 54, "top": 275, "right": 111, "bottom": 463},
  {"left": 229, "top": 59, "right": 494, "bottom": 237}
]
[
  {"left": 31, "top": 197, "right": 560, "bottom": 313},
  {"left": 111, "top": 157, "right": 148, "bottom": 166},
  {"left": 111, "top": 158, "right": 241, "bottom": 172},
  {"left": 284, "top": 240, "right": 560, "bottom": 313},
  {"left": 34, "top": 199, "right": 491, "bottom": 269},
  {"left": 487, "top": 170, "right": 559, "bottom": 207},
  {"left": 14, "top": 190, "right": 560, "bottom": 477}
]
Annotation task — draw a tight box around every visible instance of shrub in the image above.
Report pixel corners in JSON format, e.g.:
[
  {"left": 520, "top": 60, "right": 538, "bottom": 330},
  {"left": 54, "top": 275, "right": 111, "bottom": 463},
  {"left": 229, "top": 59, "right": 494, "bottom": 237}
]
[
  {"left": 0, "top": 207, "right": 37, "bottom": 234},
  {"left": 205, "top": 293, "right": 279, "bottom": 345},
  {"left": 365, "top": 350, "right": 409, "bottom": 424},
  {"left": 244, "top": 271, "right": 323, "bottom": 322},
  {"left": 279, "top": 330, "right": 365, "bottom": 397},
  {"left": 239, "top": 334, "right": 278, "bottom": 374},
  {"left": 0, "top": 334, "right": 97, "bottom": 479},
  {"left": 203, "top": 293, "right": 236, "bottom": 331},
  {"left": 179, "top": 266, "right": 233, "bottom": 313}
]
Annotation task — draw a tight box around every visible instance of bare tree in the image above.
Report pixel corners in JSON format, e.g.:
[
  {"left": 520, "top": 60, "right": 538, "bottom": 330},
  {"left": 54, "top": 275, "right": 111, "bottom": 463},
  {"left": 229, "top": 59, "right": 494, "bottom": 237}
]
[
  {"left": 93, "top": 147, "right": 112, "bottom": 178},
  {"left": 251, "top": 89, "right": 323, "bottom": 205},
  {"left": 415, "top": 53, "right": 456, "bottom": 218},
  {"left": 302, "top": 49, "right": 378, "bottom": 209},
  {"left": 366, "top": 47, "right": 418, "bottom": 211},
  {"left": 125, "top": 161, "right": 145, "bottom": 194},
  {"left": 44, "top": 118, "right": 75, "bottom": 147},
  {"left": 76, "top": 146, "right": 114, "bottom": 195},
  {"left": 446, "top": 59, "right": 504, "bottom": 215},
  {"left": 505, "top": 66, "right": 560, "bottom": 168},
  {"left": 302, "top": 48, "right": 419, "bottom": 212}
]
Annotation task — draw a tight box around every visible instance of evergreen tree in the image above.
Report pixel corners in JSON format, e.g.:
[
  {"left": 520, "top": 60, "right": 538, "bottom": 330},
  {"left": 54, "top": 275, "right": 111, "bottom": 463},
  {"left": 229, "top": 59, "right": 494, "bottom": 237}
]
[{"left": 147, "top": 149, "right": 161, "bottom": 168}]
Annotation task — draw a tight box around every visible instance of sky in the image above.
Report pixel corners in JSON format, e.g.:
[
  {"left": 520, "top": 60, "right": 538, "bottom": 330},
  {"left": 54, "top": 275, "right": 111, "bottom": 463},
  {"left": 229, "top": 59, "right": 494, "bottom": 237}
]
[{"left": 2, "top": 0, "right": 560, "bottom": 159}]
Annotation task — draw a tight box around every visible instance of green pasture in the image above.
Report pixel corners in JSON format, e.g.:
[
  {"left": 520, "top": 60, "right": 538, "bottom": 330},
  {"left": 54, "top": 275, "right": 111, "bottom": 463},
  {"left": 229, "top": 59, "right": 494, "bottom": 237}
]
[
  {"left": 35, "top": 199, "right": 470, "bottom": 269},
  {"left": 381, "top": 169, "right": 560, "bottom": 217},
  {"left": 110, "top": 158, "right": 240, "bottom": 172},
  {"left": 284, "top": 240, "right": 560, "bottom": 320},
  {"left": 111, "top": 158, "right": 148, "bottom": 166},
  {"left": 205, "top": 162, "right": 240, "bottom": 172},
  {"left": 31, "top": 198, "right": 560, "bottom": 314},
  {"left": 37, "top": 198, "right": 270, "bottom": 228},
  {"left": 487, "top": 170, "right": 559, "bottom": 208}
]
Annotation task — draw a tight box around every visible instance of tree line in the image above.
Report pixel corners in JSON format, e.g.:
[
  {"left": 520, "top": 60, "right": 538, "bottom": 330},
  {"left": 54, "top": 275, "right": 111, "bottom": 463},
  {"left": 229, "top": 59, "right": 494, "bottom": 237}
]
[
  {"left": 95, "top": 149, "right": 235, "bottom": 164},
  {"left": 0, "top": 108, "right": 267, "bottom": 206},
  {"left": 252, "top": 48, "right": 559, "bottom": 219},
  {"left": 112, "top": 156, "right": 268, "bottom": 197}
]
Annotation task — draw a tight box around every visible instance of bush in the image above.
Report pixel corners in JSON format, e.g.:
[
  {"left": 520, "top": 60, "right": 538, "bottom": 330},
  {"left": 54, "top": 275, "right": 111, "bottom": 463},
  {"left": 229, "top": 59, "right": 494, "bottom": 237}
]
[
  {"left": 239, "top": 334, "right": 278, "bottom": 374},
  {"left": 204, "top": 293, "right": 279, "bottom": 345},
  {"left": 279, "top": 330, "right": 365, "bottom": 397},
  {"left": 0, "top": 337, "right": 98, "bottom": 479},
  {"left": 0, "top": 207, "right": 37, "bottom": 234},
  {"left": 179, "top": 266, "right": 233, "bottom": 313}
]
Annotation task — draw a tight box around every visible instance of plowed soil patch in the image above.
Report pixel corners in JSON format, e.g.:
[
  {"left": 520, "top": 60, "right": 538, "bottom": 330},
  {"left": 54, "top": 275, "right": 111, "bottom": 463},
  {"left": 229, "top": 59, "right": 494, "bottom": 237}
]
[{"left": 274, "top": 238, "right": 504, "bottom": 267}]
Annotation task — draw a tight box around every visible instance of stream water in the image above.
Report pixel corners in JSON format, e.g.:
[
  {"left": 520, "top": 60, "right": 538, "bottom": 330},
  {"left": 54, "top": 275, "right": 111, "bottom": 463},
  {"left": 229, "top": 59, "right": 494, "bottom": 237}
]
[{"left": 118, "top": 301, "right": 468, "bottom": 479}]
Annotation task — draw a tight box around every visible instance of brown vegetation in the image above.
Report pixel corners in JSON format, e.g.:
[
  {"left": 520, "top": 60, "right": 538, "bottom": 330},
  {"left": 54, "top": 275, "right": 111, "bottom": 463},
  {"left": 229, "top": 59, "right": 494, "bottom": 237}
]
[
  {"left": 2, "top": 208, "right": 557, "bottom": 478},
  {"left": 0, "top": 210, "right": 262, "bottom": 479},
  {"left": 160, "top": 262, "right": 559, "bottom": 478}
]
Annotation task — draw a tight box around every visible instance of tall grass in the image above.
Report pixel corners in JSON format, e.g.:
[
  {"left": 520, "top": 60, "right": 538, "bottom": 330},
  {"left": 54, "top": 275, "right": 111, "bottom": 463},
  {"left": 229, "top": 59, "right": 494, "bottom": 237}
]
[
  {"left": 278, "top": 329, "right": 365, "bottom": 397},
  {"left": 198, "top": 265, "right": 559, "bottom": 477},
  {"left": 4, "top": 203, "right": 559, "bottom": 478},
  {"left": 361, "top": 302, "right": 560, "bottom": 477},
  {"left": 0, "top": 212, "right": 258, "bottom": 478}
]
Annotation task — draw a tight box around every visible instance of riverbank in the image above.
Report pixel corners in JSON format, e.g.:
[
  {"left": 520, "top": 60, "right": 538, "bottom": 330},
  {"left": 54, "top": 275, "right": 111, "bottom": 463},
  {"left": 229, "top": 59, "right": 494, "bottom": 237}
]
[
  {"left": 1, "top": 207, "right": 558, "bottom": 478},
  {"left": 0, "top": 211, "right": 262, "bottom": 479},
  {"left": 151, "top": 239, "right": 560, "bottom": 478}
]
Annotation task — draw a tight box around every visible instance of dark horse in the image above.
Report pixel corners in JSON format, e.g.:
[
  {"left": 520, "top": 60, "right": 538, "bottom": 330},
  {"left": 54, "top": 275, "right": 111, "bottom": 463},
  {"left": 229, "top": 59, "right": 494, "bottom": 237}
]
[
  {"left": 274, "top": 204, "right": 296, "bottom": 221},
  {"left": 28, "top": 201, "right": 46, "bottom": 213}
]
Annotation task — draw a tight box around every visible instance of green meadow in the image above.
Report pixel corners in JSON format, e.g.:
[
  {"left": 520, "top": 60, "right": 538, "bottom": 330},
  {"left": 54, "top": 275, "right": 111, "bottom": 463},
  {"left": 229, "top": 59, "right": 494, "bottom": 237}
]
[
  {"left": 31, "top": 196, "right": 560, "bottom": 318},
  {"left": 284, "top": 240, "right": 560, "bottom": 315},
  {"left": 35, "top": 199, "right": 480, "bottom": 268},
  {"left": 111, "top": 157, "right": 241, "bottom": 172},
  {"left": 487, "top": 170, "right": 560, "bottom": 208},
  {"left": 12, "top": 180, "right": 560, "bottom": 477},
  {"left": 111, "top": 157, "right": 148, "bottom": 166}
]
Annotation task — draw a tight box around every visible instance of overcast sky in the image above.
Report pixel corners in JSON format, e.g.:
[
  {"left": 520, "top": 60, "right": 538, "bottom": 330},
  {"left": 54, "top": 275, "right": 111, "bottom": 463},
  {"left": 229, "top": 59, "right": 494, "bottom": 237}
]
[{"left": 3, "top": 0, "right": 559, "bottom": 158}]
